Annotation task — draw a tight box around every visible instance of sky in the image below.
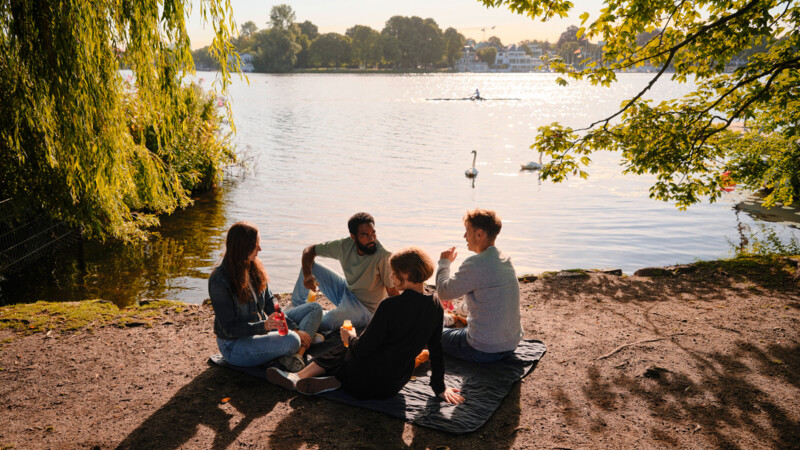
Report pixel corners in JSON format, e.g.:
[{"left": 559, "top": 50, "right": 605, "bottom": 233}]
[{"left": 187, "top": 0, "right": 603, "bottom": 50}]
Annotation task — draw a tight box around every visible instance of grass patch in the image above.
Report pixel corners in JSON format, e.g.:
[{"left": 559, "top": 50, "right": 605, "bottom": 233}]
[
  {"left": 0, "top": 299, "right": 186, "bottom": 335},
  {"left": 694, "top": 255, "right": 799, "bottom": 289}
]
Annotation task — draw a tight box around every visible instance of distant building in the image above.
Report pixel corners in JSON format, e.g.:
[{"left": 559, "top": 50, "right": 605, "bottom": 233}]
[
  {"left": 228, "top": 52, "right": 254, "bottom": 72},
  {"left": 454, "top": 46, "right": 489, "bottom": 72},
  {"left": 240, "top": 53, "right": 254, "bottom": 72},
  {"left": 494, "top": 44, "right": 543, "bottom": 72}
]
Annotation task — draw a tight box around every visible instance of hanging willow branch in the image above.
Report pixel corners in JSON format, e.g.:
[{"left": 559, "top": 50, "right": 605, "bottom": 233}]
[{"left": 0, "top": 0, "right": 239, "bottom": 240}]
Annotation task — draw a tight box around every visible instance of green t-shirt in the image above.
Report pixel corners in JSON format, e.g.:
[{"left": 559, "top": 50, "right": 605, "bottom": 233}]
[{"left": 314, "top": 237, "right": 394, "bottom": 312}]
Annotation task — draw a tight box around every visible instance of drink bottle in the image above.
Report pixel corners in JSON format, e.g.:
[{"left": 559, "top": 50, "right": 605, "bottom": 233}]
[
  {"left": 342, "top": 319, "right": 353, "bottom": 347},
  {"left": 274, "top": 304, "right": 289, "bottom": 336},
  {"left": 307, "top": 289, "right": 317, "bottom": 303}
]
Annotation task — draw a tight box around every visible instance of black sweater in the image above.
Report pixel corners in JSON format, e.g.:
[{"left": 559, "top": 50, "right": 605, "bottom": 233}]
[{"left": 315, "top": 289, "right": 446, "bottom": 399}]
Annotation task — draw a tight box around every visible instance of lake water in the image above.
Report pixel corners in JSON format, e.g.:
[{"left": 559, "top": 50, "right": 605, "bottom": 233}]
[{"left": 2, "top": 73, "right": 798, "bottom": 306}]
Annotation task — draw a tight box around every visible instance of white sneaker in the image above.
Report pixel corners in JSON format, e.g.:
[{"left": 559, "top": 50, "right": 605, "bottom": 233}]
[
  {"left": 266, "top": 367, "right": 300, "bottom": 391},
  {"left": 277, "top": 353, "right": 306, "bottom": 372}
]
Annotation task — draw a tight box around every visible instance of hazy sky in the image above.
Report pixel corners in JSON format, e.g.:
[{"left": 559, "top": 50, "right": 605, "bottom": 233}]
[{"left": 187, "top": 0, "right": 603, "bottom": 49}]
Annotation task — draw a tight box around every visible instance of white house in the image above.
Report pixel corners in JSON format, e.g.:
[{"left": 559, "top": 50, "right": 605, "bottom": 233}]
[
  {"left": 239, "top": 53, "right": 254, "bottom": 72},
  {"left": 494, "top": 44, "right": 542, "bottom": 72},
  {"left": 454, "top": 46, "right": 489, "bottom": 72},
  {"left": 228, "top": 52, "right": 254, "bottom": 72}
]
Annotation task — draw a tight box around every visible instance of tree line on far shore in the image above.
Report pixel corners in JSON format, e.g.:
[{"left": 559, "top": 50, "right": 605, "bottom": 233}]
[
  {"left": 193, "top": 5, "right": 466, "bottom": 72},
  {"left": 191, "top": 4, "right": 596, "bottom": 72},
  {"left": 191, "top": 4, "right": 771, "bottom": 74}
]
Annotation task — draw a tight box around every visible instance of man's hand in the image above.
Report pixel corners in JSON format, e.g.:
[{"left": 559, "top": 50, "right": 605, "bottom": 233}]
[
  {"left": 301, "top": 245, "right": 317, "bottom": 288},
  {"left": 440, "top": 247, "right": 457, "bottom": 262},
  {"left": 303, "top": 274, "right": 317, "bottom": 291},
  {"left": 296, "top": 330, "right": 312, "bottom": 349}
]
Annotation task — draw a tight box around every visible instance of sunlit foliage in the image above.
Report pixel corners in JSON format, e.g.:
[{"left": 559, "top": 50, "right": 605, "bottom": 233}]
[
  {"left": 482, "top": 0, "right": 800, "bottom": 208},
  {"left": 0, "top": 0, "right": 239, "bottom": 240}
]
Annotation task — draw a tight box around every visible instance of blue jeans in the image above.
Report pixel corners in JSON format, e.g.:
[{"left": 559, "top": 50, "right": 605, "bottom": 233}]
[
  {"left": 286, "top": 302, "right": 323, "bottom": 335},
  {"left": 441, "top": 328, "right": 514, "bottom": 363},
  {"left": 291, "top": 262, "right": 373, "bottom": 331},
  {"left": 216, "top": 302, "right": 321, "bottom": 367},
  {"left": 217, "top": 332, "right": 301, "bottom": 367}
]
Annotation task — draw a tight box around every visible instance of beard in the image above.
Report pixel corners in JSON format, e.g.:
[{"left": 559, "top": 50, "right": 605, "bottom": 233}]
[{"left": 356, "top": 240, "right": 378, "bottom": 255}]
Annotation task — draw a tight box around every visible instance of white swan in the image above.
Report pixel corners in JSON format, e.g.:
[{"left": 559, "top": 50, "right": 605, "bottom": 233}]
[
  {"left": 465, "top": 150, "right": 478, "bottom": 178},
  {"left": 521, "top": 152, "right": 544, "bottom": 170}
]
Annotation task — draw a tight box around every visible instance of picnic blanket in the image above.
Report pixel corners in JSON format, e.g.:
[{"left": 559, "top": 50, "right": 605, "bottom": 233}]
[{"left": 209, "top": 338, "right": 546, "bottom": 434}]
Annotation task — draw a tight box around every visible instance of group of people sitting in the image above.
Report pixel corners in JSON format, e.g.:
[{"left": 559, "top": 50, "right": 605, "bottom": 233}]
[{"left": 208, "top": 208, "right": 522, "bottom": 405}]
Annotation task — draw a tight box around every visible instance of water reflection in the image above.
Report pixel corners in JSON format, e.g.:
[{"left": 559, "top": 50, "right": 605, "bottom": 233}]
[
  {"left": 0, "top": 182, "right": 232, "bottom": 307},
  {"left": 2, "top": 73, "right": 799, "bottom": 307}
]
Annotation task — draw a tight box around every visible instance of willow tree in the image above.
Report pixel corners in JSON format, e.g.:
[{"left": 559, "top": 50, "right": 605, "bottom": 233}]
[
  {"left": 482, "top": 0, "right": 799, "bottom": 208},
  {"left": 0, "top": 0, "right": 238, "bottom": 240}
]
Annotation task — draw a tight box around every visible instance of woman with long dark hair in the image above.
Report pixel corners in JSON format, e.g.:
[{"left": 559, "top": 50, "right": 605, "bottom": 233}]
[{"left": 209, "top": 221, "right": 322, "bottom": 371}]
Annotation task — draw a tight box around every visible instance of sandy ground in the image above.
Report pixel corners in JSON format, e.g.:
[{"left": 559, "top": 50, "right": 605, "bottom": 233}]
[{"left": 1, "top": 259, "right": 799, "bottom": 449}]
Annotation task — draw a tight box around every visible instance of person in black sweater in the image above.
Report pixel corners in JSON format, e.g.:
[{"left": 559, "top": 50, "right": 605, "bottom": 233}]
[{"left": 267, "top": 247, "right": 464, "bottom": 404}]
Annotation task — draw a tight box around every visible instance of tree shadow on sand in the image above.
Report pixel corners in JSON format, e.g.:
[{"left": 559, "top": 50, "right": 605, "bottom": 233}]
[
  {"left": 534, "top": 258, "right": 800, "bottom": 309},
  {"left": 580, "top": 340, "right": 800, "bottom": 447},
  {"left": 116, "top": 366, "right": 282, "bottom": 449},
  {"left": 117, "top": 362, "right": 526, "bottom": 448}
]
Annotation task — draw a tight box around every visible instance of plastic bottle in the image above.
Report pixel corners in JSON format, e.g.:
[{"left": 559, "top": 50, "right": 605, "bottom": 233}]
[
  {"left": 307, "top": 289, "right": 317, "bottom": 303},
  {"left": 274, "top": 303, "right": 289, "bottom": 336},
  {"left": 342, "top": 319, "right": 353, "bottom": 347}
]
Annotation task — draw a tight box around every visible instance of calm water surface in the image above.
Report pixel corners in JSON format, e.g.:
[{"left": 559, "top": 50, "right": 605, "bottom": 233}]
[{"left": 2, "top": 73, "right": 798, "bottom": 306}]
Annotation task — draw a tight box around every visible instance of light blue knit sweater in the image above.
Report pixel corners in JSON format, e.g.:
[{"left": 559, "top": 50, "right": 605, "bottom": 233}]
[{"left": 435, "top": 246, "right": 523, "bottom": 353}]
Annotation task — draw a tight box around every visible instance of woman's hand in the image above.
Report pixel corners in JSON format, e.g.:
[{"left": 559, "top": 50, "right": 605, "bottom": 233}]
[
  {"left": 439, "top": 387, "right": 464, "bottom": 404},
  {"left": 296, "top": 330, "right": 312, "bottom": 348},
  {"left": 340, "top": 325, "right": 357, "bottom": 345},
  {"left": 265, "top": 312, "right": 281, "bottom": 331}
]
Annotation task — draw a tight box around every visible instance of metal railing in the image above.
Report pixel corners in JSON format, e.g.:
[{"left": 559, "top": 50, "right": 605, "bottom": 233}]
[{"left": 0, "top": 198, "right": 79, "bottom": 274}]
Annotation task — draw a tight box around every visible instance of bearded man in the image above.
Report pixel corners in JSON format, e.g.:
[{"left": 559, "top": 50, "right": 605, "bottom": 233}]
[{"left": 291, "top": 212, "right": 399, "bottom": 331}]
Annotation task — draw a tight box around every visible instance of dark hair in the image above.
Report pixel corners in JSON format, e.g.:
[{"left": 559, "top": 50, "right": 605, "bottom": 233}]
[
  {"left": 223, "top": 221, "right": 268, "bottom": 304},
  {"left": 389, "top": 247, "right": 434, "bottom": 284},
  {"left": 347, "top": 212, "right": 375, "bottom": 235},
  {"left": 463, "top": 208, "right": 502, "bottom": 240}
]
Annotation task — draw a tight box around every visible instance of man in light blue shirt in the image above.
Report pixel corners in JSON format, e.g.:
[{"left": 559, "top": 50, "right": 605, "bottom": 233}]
[{"left": 436, "top": 209, "right": 522, "bottom": 362}]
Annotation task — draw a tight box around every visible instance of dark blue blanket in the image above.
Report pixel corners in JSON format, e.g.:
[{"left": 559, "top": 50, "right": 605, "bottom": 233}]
[{"left": 209, "top": 339, "right": 546, "bottom": 434}]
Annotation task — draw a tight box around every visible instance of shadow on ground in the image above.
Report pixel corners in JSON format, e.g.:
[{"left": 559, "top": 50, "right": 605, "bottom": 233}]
[
  {"left": 117, "top": 365, "right": 524, "bottom": 448},
  {"left": 117, "top": 367, "right": 281, "bottom": 449}
]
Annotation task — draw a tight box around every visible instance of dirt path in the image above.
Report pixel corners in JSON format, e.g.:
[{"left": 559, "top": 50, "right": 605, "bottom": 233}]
[{"left": 1, "top": 258, "right": 798, "bottom": 449}]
